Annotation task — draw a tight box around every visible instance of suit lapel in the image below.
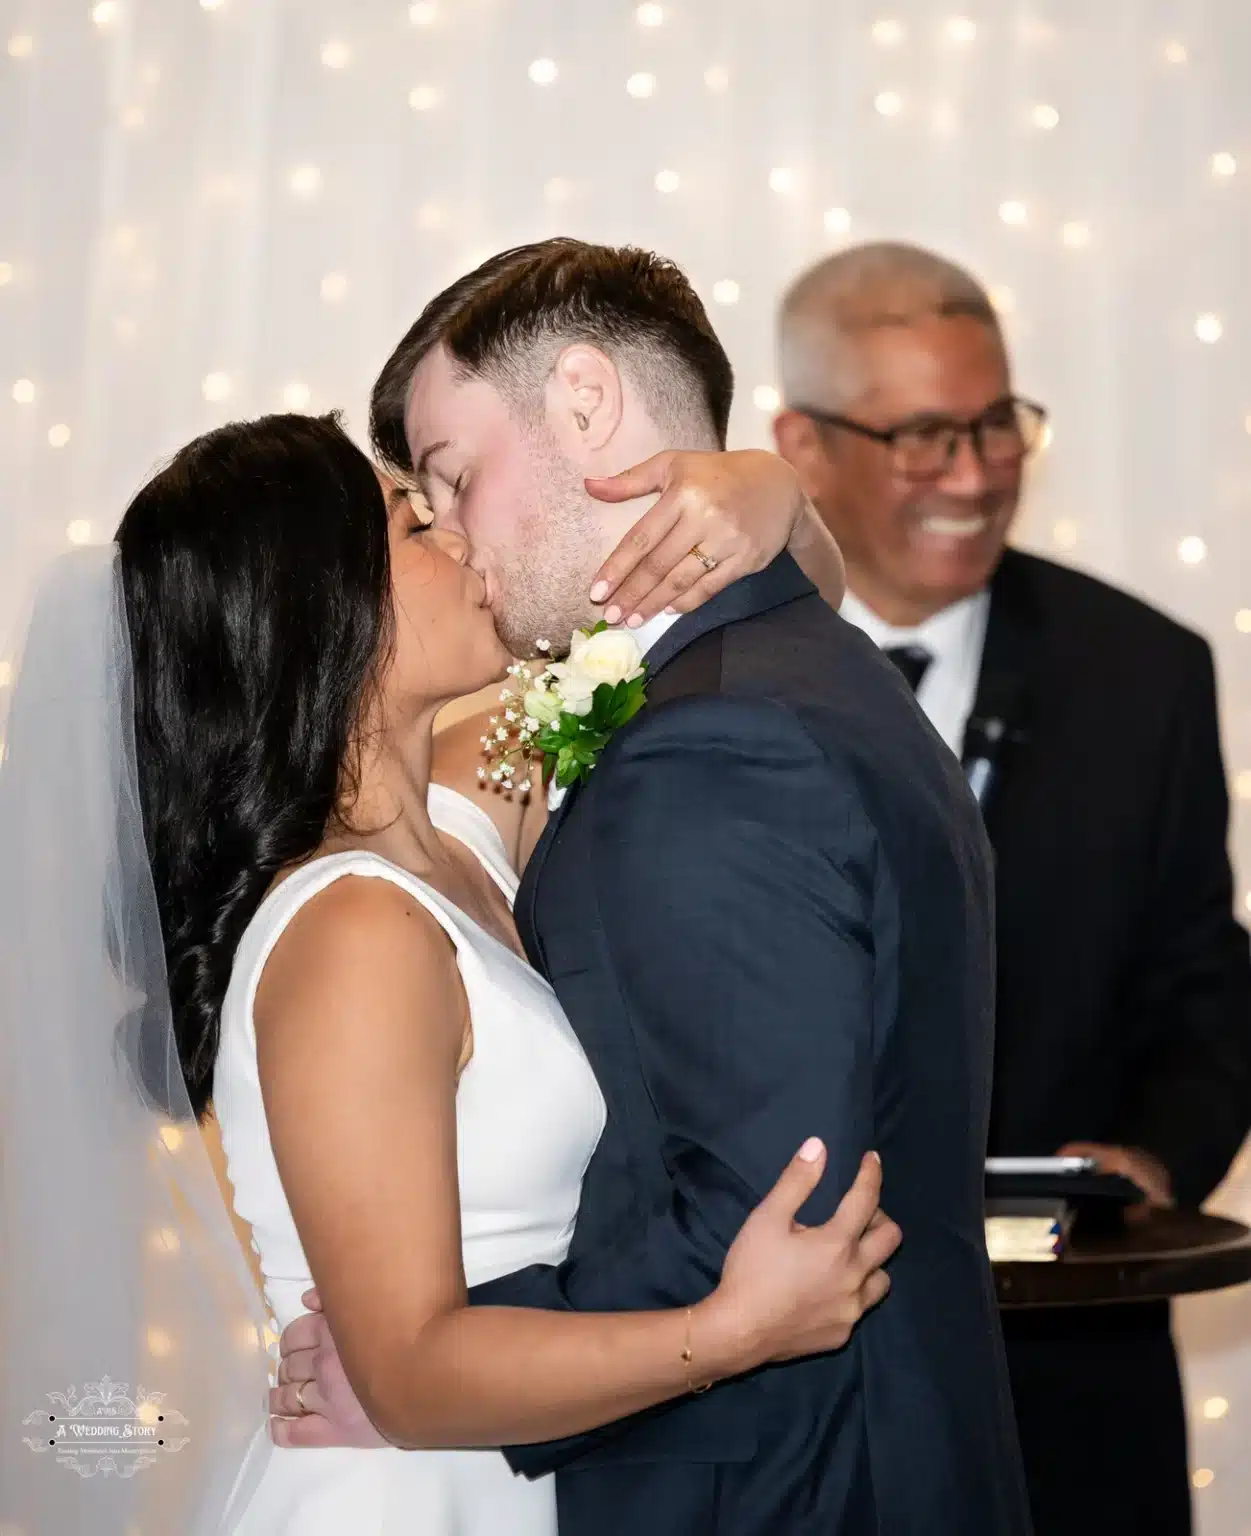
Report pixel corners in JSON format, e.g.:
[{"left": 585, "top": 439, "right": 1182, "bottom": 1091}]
[
  {"left": 966, "top": 549, "right": 1041, "bottom": 843},
  {"left": 515, "top": 554, "right": 817, "bottom": 971}
]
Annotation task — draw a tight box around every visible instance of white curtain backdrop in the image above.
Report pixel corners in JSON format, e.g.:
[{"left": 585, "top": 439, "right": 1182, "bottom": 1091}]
[{"left": 2, "top": 0, "right": 1249, "bottom": 1527}]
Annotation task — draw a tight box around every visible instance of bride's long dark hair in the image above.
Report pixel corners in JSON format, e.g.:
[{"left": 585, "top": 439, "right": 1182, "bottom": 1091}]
[{"left": 116, "top": 412, "right": 393, "bottom": 1118}]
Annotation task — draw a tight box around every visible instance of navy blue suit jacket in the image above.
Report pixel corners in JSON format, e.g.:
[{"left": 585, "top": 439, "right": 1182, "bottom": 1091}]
[{"left": 471, "top": 556, "right": 1031, "bottom": 1535}]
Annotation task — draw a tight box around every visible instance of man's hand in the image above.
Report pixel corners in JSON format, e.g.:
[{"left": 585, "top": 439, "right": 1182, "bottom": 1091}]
[
  {"left": 586, "top": 449, "right": 811, "bottom": 627},
  {"left": 269, "top": 1288, "right": 388, "bottom": 1449},
  {"left": 1058, "top": 1142, "right": 1175, "bottom": 1209}
]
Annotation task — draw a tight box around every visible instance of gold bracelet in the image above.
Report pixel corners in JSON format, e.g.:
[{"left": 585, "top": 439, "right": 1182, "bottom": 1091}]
[{"left": 681, "top": 1306, "right": 712, "bottom": 1395}]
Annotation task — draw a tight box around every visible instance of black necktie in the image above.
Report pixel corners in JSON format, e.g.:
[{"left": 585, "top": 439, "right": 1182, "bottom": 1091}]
[{"left": 884, "top": 644, "right": 933, "bottom": 694}]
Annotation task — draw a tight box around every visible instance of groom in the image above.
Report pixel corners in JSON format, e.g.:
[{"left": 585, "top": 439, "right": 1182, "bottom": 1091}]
[{"left": 280, "top": 240, "right": 1030, "bottom": 1533}]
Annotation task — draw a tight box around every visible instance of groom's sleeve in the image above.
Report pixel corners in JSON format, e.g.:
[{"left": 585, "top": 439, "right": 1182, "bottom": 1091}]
[{"left": 477, "top": 694, "right": 879, "bottom": 1475}]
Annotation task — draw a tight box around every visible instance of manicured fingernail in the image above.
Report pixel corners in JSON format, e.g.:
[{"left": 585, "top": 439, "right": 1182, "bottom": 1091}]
[
  {"left": 798, "top": 1137, "right": 824, "bottom": 1162},
  {"left": 868, "top": 1150, "right": 882, "bottom": 1167},
  {"left": 604, "top": 605, "right": 622, "bottom": 625},
  {"left": 590, "top": 581, "right": 609, "bottom": 603},
  {"left": 626, "top": 613, "right": 643, "bottom": 629},
  {"left": 664, "top": 605, "right": 677, "bottom": 615}
]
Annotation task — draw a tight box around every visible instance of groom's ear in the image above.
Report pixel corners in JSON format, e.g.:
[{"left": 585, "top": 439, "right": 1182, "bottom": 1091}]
[{"left": 545, "top": 344, "right": 623, "bottom": 457}]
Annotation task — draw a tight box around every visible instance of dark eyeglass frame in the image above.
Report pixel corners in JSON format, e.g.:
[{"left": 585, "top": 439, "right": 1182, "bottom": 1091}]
[{"left": 795, "top": 395, "right": 1049, "bottom": 480}]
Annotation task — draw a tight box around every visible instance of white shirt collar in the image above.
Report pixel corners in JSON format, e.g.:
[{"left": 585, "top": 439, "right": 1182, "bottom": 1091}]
[
  {"left": 630, "top": 608, "right": 683, "bottom": 659},
  {"left": 839, "top": 587, "right": 990, "bottom": 758},
  {"left": 839, "top": 587, "right": 986, "bottom": 662}
]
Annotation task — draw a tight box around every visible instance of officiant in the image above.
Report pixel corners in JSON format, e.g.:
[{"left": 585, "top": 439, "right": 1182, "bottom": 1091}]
[{"left": 772, "top": 241, "right": 1251, "bottom": 1536}]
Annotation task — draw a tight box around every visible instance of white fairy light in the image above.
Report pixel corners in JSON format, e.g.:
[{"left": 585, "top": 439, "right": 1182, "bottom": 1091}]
[
  {"left": 712, "top": 279, "right": 740, "bottom": 305},
  {"left": 626, "top": 72, "right": 656, "bottom": 98},
  {"left": 1202, "top": 1397, "right": 1229, "bottom": 1420},
  {"left": 1178, "top": 536, "right": 1207, "bottom": 565},
  {"left": 874, "top": 90, "right": 903, "bottom": 117},
  {"left": 1061, "top": 221, "right": 1091, "bottom": 249},
  {"left": 200, "top": 0, "right": 226, "bottom": 9},
  {"left": 47, "top": 424, "right": 71, "bottom": 448},
  {"left": 408, "top": 84, "right": 438, "bottom": 111},
  {"left": 0, "top": 263, "right": 13, "bottom": 285},
  {"left": 1162, "top": 40, "right": 1188, "bottom": 65},
  {"left": 528, "top": 57, "right": 558, "bottom": 86},
  {"left": 11, "top": 378, "right": 35, "bottom": 405},
  {"left": 824, "top": 206, "right": 853, "bottom": 236},
  {"left": 990, "top": 286, "right": 1015, "bottom": 315},
  {"left": 282, "top": 382, "right": 311, "bottom": 410},
  {"left": 66, "top": 520, "right": 93, "bottom": 546},
  {"left": 92, "top": 2, "right": 120, "bottom": 28},
  {"left": 1211, "top": 152, "right": 1237, "bottom": 179},
  {"left": 120, "top": 105, "right": 145, "bottom": 130},
  {"left": 703, "top": 65, "right": 729, "bottom": 91},
  {"left": 871, "top": 19, "right": 906, "bottom": 45},
  {"left": 1039, "top": 424, "right": 1054, "bottom": 451},
  {"left": 946, "top": 16, "right": 977, "bottom": 43},
  {"left": 7, "top": 33, "right": 34, "bottom": 58},
  {"left": 1194, "top": 313, "right": 1223, "bottom": 344},
  {"left": 0, "top": 662, "right": 11, "bottom": 687},
  {"left": 753, "top": 385, "right": 781, "bottom": 413},
  {"left": 409, "top": 2, "right": 437, "bottom": 22},
  {"left": 654, "top": 169, "right": 680, "bottom": 194},
  {"left": 1192, "top": 1469, "right": 1214, "bottom": 1491},
  {"left": 288, "top": 164, "right": 322, "bottom": 197},
  {"left": 1031, "top": 103, "right": 1060, "bottom": 130},
  {"left": 1235, "top": 610, "right": 1251, "bottom": 633},
  {"left": 320, "top": 272, "right": 348, "bottom": 302},
  {"left": 999, "top": 200, "right": 1028, "bottom": 226},
  {"left": 636, "top": 3, "right": 664, "bottom": 25},
  {"left": 321, "top": 40, "right": 351, "bottom": 69},
  {"left": 146, "top": 1327, "right": 173, "bottom": 1358},
  {"left": 768, "top": 167, "right": 800, "bottom": 195},
  {"left": 1235, "top": 771, "right": 1251, "bottom": 801},
  {"left": 414, "top": 203, "right": 445, "bottom": 229},
  {"left": 201, "top": 371, "right": 232, "bottom": 402},
  {"left": 1052, "top": 521, "right": 1078, "bottom": 549}
]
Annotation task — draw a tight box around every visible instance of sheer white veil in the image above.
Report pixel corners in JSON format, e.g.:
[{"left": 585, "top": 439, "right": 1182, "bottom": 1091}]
[{"left": 0, "top": 545, "right": 271, "bottom": 1532}]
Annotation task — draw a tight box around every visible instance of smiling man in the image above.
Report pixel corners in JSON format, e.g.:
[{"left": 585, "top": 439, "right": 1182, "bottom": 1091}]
[{"left": 774, "top": 241, "right": 1251, "bottom": 1536}]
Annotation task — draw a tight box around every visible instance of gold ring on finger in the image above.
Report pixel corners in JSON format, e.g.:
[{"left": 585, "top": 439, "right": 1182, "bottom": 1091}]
[
  {"left": 295, "top": 1380, "right": 311, "bottom": 1415},
  {"left": 690, "top": 546, "right": 718, "bottom": 573}
]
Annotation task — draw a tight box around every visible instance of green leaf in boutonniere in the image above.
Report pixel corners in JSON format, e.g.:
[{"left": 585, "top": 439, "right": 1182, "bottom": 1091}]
[{"left": 478, "top": 626, "right": 651, "bottom": 795}]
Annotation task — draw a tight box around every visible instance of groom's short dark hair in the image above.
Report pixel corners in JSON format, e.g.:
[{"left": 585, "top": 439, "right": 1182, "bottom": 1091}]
[{"left": 370, "top": 239, "right": 734, "bottom": 474}]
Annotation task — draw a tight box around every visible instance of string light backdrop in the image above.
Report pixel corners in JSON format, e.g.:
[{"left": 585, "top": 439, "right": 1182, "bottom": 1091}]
[{"left": 2, "top": 0, "right": 1250, "bottom": 1527}]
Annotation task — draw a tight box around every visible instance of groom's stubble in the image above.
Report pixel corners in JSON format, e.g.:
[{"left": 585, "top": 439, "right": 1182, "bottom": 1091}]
[{"left": 487, "top": 420, "right": 608, "bottom": 661}]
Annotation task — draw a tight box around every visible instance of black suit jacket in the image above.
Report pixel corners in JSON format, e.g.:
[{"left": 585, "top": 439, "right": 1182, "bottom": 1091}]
[
  {"left": 472, "top": 556, "right": 1031, "bottom": 1536},
  {"left": 976, "top": 550, "right": 1251, "bottom": 1204}
]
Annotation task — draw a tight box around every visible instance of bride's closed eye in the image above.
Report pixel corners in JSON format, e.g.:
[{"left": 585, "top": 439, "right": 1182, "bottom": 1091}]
[{"left": 405, "top": 488, "right": 436, "bottom": 532}]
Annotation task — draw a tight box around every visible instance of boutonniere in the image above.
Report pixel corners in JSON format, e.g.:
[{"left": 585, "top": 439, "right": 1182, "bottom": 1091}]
[{"left": 478, "top": 623, "right": 650, "bottom": 796}]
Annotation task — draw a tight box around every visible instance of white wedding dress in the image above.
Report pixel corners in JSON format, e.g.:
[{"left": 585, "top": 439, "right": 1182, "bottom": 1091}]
[{"left": 214, "top": 783, "right": 606, "bottom": 1534}]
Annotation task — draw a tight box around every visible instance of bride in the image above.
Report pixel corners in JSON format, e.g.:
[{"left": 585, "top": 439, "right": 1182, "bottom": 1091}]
[{"left": 0, "top": 411, "right": 898, "bottom": 1535}]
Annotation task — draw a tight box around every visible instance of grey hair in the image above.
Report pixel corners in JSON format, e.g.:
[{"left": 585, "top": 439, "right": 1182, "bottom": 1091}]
[{"left": 777, "top": 242, "right": 1001, "bottom": 410}]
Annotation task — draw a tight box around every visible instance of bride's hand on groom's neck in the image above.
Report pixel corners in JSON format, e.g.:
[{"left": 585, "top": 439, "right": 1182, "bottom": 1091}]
[{"left": 585, "top": 449, "right": 845, "bottom": 628}]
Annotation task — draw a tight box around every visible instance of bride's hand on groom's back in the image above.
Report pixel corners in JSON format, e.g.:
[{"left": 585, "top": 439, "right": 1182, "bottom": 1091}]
[
  {"left": 270, "top": 1289, "right": 388, "bottom": 1450},
  {"left": 703, "top": 1141, "right": 901, "bottom": 1371}
]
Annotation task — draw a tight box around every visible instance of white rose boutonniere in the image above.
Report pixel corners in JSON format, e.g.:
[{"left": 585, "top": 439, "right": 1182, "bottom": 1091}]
[{"left": 478, "top": 623, "right": 650, "bottom": 795}]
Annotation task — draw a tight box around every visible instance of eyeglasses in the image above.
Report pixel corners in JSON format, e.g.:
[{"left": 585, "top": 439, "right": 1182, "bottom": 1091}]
[{"left": 796, "top": 396, "right": 1048, "bottom": 481}]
